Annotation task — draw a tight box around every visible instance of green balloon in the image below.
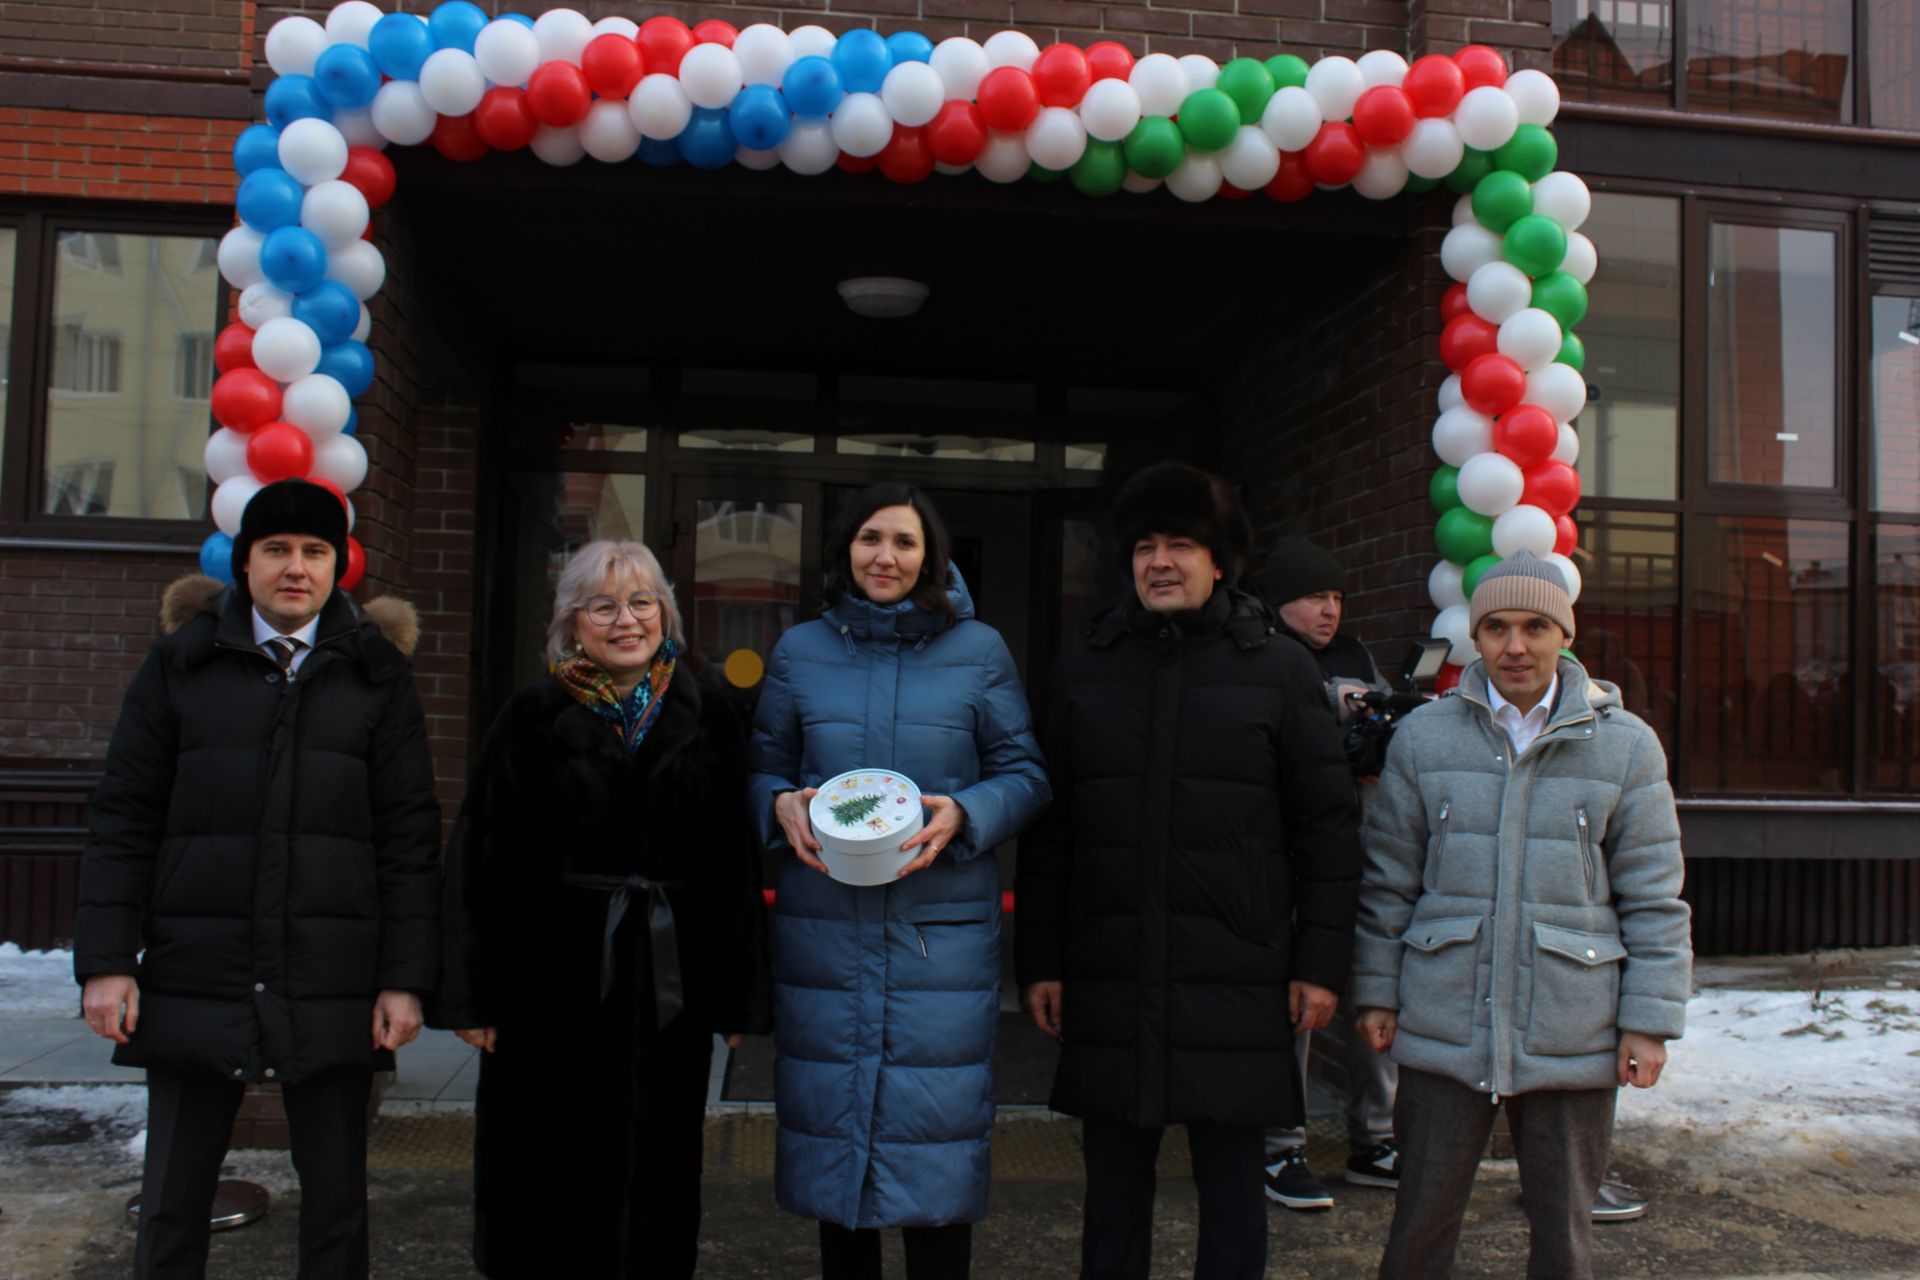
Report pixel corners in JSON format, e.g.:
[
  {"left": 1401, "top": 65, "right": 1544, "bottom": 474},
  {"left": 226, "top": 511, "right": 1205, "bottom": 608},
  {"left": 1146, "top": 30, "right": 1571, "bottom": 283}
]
[
  {"left": 1504, "top": 214, "right": 1569, "bottom": 278},
  {"left": 1177, "top": 88, "right": 1240, "bottom": 152},
  {"left": 1406, "top": 173, "right": 1442, "bottom": 194},
  {"left": 1494, "top": 124, "right": 1558, "bottom": 181},
  {"left": 1471, "top": 169, "right": 1533, "bottom": 233},
  {"left": 1265, "top": 54, "right": 1309, "bottom": 90},
  {"left": 1027, "top": 162, "right": 1065, "bottom": 183},
  {"left": 1532, "top": 271, "right": 1589, "bottom": 328},
  {"left": 1444, "top": 147, "right": 1495, "bottom": 194},
  {"left": 1070, "top": 138, "right": 1126, "bottom": 197},
  {"left": 1462, "top": 553, "right": 1503, "bottom": 600},
  {"left": 1124, "top": 116, "right": 1185, "bottom": 179},
  {"left": 1557, "top": 330, "right": 1586, "bottom": 372},
  {"left": 1430, "top": 465, "right": 1463, "bottom": 514},
  {"left": 1217, "top": 57, "right": 1276, "bottom": 125},
  {"left": 1436, "top": 507, "right": 1496, "bottom": 564}
]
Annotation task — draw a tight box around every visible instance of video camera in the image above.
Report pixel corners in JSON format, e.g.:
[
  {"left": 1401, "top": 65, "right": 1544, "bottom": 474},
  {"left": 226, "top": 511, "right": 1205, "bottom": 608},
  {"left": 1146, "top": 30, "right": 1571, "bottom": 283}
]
[{"left": 1342, "top": 637, "right": 1453, "bottom": 778}]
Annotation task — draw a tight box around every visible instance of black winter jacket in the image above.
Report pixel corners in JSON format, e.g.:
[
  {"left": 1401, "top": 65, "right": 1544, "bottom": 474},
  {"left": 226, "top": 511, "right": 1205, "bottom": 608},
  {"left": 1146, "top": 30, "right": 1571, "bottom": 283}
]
[
  {"left": 74, "top": 575, "right": 441, "bottom": 1084},
  {"left": 1015, "top": 588, "right": 1362, "bottom": 1128}
]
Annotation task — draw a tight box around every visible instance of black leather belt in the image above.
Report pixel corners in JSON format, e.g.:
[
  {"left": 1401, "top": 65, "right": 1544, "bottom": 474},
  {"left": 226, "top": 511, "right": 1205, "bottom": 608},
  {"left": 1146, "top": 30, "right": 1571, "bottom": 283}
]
[{"left": 561, "top": 872, "right": 684, "bottom": 1030}]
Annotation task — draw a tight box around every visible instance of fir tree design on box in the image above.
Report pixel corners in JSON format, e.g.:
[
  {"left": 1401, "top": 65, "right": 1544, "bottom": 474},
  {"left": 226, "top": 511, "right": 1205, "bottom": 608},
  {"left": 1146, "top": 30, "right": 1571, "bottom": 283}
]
[{"left": 829, "top": 792, "right": 886, "bottom": 828}]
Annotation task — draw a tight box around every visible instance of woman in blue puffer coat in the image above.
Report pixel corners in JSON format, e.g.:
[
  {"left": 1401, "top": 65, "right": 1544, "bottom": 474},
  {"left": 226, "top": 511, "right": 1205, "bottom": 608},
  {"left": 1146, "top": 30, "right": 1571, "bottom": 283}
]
[{"left": 749, "top": 482, "right": 1050, "bottom": 1280}]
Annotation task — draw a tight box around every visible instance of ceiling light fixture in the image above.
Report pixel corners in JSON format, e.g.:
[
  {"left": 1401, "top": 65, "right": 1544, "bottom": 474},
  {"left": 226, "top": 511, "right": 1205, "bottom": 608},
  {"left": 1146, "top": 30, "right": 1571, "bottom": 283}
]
[{"left": 838, "top": 276, "right": 929, "bottom": 319}]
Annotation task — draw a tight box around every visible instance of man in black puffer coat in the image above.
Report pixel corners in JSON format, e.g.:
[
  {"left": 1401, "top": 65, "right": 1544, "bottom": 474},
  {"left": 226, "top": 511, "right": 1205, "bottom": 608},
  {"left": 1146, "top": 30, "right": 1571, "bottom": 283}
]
[
  {"left": 74, "top": 479, "right": 441, "bottom": 1280},
  {"left": 1017, "top": 462, "right": 1362, "bottom": 1280}
]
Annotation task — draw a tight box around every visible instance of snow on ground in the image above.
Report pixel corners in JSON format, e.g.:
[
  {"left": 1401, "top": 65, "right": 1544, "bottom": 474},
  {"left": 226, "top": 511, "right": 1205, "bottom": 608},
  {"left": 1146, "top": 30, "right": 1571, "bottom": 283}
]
[
  {"left": 0, "top": 942, "right": 80, "bottom": 1017},
  {"left": 1, "top": 1083, "right": 147, "bottom": 1134}
]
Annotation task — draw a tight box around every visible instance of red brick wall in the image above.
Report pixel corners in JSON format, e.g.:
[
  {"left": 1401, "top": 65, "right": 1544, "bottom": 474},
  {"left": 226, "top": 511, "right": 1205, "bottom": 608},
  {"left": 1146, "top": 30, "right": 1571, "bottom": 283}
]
[
  {"left": 0, "top": 0, "right": 254, "bottom": 73},
  {"left": 0, "top": 109, "right": 244, "bottom": 202}
]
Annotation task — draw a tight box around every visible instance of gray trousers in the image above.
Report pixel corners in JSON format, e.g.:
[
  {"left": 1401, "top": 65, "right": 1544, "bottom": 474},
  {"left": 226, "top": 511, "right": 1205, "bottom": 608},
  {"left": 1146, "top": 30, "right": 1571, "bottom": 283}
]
[
  {"left": 1264, "top": 1026, "right": 1399, "bottom": 1160},
  {"left": 1377, "top": 1067, "right": 1615, "bottom": 1280}
]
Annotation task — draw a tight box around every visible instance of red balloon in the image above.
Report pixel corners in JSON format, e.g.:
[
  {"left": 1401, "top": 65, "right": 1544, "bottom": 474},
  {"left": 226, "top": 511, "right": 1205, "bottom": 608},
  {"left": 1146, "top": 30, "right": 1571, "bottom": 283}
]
[
  {"left": 1454, "top": 44, "right": 1508, "bottom": 91},
  {"left": 1523, "top": 460, "right": 1581, "bottom": 518},
  {"left": 877, "top": 125, "right": 934, "bottom": 184},
  {"left": 836, "top": 151, "right": 878, "bottom": 174},
  {"left": 1554, "top": 514, "right": 1578, "bottom": 557},
  {"left": 1440, "top": 313, "right": 1498, "bottom": 373},
  {"left": 526, "top": 61, "right": 592, "bottom": 127},
  {"left": 1218, "top": 182, "right": 1252, "bottom": 201},
  {"left": 430, "top": 111, "right": 489, "bottom": 162},
  {"left": 1352, "top": 84, "right": 1415, "bottom": 147},
  {"left": 472, "top": 86, "right": 538, "bottom": 151},
  {"left": 582, "top": 33, "right": 645, "bottom": 98},
  {"left": 215, "top": 322, "right": 258, "bottom": 374},
  {"left": 636, "top": 16, "right": 694, "bottom": 74},
  {"left": 338, "top": 535, "right": 367, "bottom": 592},
  {"left": 340, "top": 147, "right": 396, "bottom": 209},
  {"left": 1493, "top": 404, "right": 1559, "bottom": 466},
  {"left": 1435, "top": 662, "right": 1463, "bottom": 694},
  {"left": 691, "top": 19, "right": 737, "bottom": 46},
  {"left": 1461, "top": 352, "right": 1527, "bottom": 416},
  {"left": 926, "top": 100, "right": 986, "bottom": 166},
  {"left": 211, "top": 368, "right": 282, "bottom": 433},
  {"left": 1403, "top": 54, "right": 1466, "bottom": 118},
  {"left": 1086, "top": 40, "right": 1135, "bottom": 83},
  {"left": 977, "top": 66, "right": 1041, "bottom": 132},
  {"left": 1032, "top": 43, "right": 1092, "bottom": 107},
  {"left": 1302, "top": 121, "right": 1365, "bottom": 187},
  {"left": 1441, "top": 282, "right": 1470, "bottom": 323},
  {"left": 246, "top": 422, "right": 314, "bottom": 483},
  {"left": 1264, "top": 151, "right": 1315, "bottom": 202}
]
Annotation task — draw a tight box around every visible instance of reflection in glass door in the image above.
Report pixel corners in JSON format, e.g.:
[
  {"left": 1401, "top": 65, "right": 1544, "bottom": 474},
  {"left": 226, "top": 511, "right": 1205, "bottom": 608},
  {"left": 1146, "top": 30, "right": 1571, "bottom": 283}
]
[{"left": 670, "top": 481, "right": 820, "bottom": 701}]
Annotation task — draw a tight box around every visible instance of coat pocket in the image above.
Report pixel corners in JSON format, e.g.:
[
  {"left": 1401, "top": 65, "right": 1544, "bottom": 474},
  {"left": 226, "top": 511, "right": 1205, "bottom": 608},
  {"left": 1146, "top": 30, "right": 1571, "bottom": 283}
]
[
  {"left": 1525, "top": 922, "right": 1626, "bottom": 1056},
  {"left": 1395, "top": 914, "right": 1482, "bottom": 1047}
]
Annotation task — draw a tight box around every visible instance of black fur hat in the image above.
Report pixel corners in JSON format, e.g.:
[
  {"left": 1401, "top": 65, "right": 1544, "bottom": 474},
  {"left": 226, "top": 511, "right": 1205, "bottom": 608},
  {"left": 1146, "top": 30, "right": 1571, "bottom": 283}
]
[
  {"left": 1258, "top": 536, "right": 1347, "bottom": 606},
  {"left": 231, "top": 478, "right": 349, "bottom": 585},
  {"left": 1111, "top": 461, "right": 1252, "bottom": 585}
]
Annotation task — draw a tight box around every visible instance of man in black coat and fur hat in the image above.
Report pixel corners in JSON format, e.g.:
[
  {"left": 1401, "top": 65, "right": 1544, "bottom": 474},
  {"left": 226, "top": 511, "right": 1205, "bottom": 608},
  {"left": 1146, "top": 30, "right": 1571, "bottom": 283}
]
[{"left": 75, "top": 478, "right": 441, "bottom": 1280}]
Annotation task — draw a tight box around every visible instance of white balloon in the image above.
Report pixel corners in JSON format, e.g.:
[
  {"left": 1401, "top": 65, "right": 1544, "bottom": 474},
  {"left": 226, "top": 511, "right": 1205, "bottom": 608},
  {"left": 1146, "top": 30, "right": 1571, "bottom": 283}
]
[
  {"left": 1177, "top": 55, "right": 1219, "bottom": 91},
  {"left": 1497, "top": 307, "right": 1564, "bottom": 371},
  {"left": 734, "top": 24, "right": 791, "bottom": 86},
  {"left": 205, "top": 428, "right": 252, "bottom": 485},
  {"left": 974, "top": 130, "right": 1030, "bottom": 183},
  {"left": 313, "top": 433, "right": 369, "bottom": 494},
  {"left": 212, "top": 475, "right": 265, "bottom": 537},
  {"left": 331, "top": 108, "right": 386, "bottom": 151},
  {"left": 326, "top": 239, "right": 386, "bottom": 301},
  {"left": 1467, "top": 260, "right": 1534, "bottom": 324},
  {"left": 301, "top": 179, "right": 370, "bottom": 248},
  {"left": 265, "top": 16, "right": 328, "bottom": 78},
  {"left": 1121, "top": 171, "right": 1162, "bottom": 194},
  {"left": 1530, "top": 171, "right": 1592, "bottom": 232},
  {"left": 1441, "top": 224, "right": 1503, "bottom": 283},
  {"left": 1431, "top": 603, "right": 1475, "bottom": 667},
  {"left": 1505, "top": 68, "right": 1561, "bottom": 127},
  {"left": 351, "top": 303, "right": 372, "bottom": 344},
  {"left": 1458, "top": 451, "right": 1526, "bottom": 517},
  {"left": 1165, "top": 150, "right": 1222, "bottom": 203},
  {"left": 530, "top": 122, "right": 587, "bottom": 166},
  {"left": 238, "top": 282, "right": 294, "bottom": 329},
  {"left": 1219, "top": 126, "right": 1280, "bottom": 191},
  {"left": 1356, "top": 49, "right": 1409, "bottom": 88},
  {"left": 829, "top": 93, "right": 892, "bottom": 159},
  {"left": 1403, "top": 117, "right": 1464, "bottom": 179},
  {"left": 982, "top": 30, "right": 1038, "bottom": 71},
  {"left": 1260, "top": 85, "right": 1321, "bottom": 152},
  {"left": 1526, "top": 363, "right": 1589, "bottom": 425},
  {"left": 1429, "top": 559, "right": 1467, "bottom": 612},
  {"left": 324, "top": 1, "right": 383, "bottom": 49},
  {"left": 881, "top": 61, "right": 945, "bottom": 128},
  {"left": 474, "top": 18, "right": 541, "bottom": 88},
  {"left": 217, "top": 225, "right": 265, "bottom": 290},
  {"left": 778, "top": 120, "right": 839, "bottom": 175},
  {"left": 419, "top": 48, "right": 487, "bottom": 117},
  {"left": 1080, "top": 78, "right": 1142, "bottom": 142},
  {"left": 929, "top": 37, "right": 990, "bottom": 100},
  {"left": 580, "top": 99, "right": 641, "bottom": 162},
  {"left": 1452, "top": 193, "right": 1477, "bottom": 227},
  {"left": 252, "top": 316, "right": 322, "bottom": 382},
  {"left": 1026, "top": 107, "right": 1088, "bottom": 171},
  {"left": 1542, "top": 551, "right": 1582, "bottom": 604},
  {"left": 342, "top": 495, "right": 357, "bottom": 533},
  {"left": 277, "top": 117, "right": 347, "bottom": 186},
  {"left": 282, "top": 373, "right": 351, "bottom": 439},
  {"left": 1438, "top": 373, "right": 1464, "bottom": 413},
  {"left": 1553, "top": 422, "right": 1580, "bottom": 467},
  {"left": 1454, "top": 85, "right": 1519, "bottom": 151},
  {"left": 1305, "top": 55, "right": 1364, "bottom": 121},
  {"left": 1434, "top": 406, "right": 1494, "bottom": 467},
  {"left": 786, "top": 25, "right": 838, "bottom": 62},
  {"left": 1559, "top": 231, "right": 1598, "bottom": 284},
  {"left": 933, "top": 161, "right": 972, "bottom": 177},
  {"left": 680, "top": 42, "right": 743, "bottom": 110},
  {"left": 370, "top": 80, "right": 437, "bottom": 147},
  {"left": 630, "top": 74, "right": 693, "bottom": 140},
  {"left": 1493, "top": 505, "right": 1557, "bottom": 558},
  {"left": 1351, "top": 147, "right": 1409, "bottom": 199},
  {"left": 593, "top": 16, "right": 640, "bottom": 39},
  {"left": 736, "top": 144, "right": 783, "bottom": 171},
  {"left": 1129, "top": 54, "right": 1190, "bottom": 119},
  {"left": 533, "top": 7, "right": 595, "bottom": 66}
]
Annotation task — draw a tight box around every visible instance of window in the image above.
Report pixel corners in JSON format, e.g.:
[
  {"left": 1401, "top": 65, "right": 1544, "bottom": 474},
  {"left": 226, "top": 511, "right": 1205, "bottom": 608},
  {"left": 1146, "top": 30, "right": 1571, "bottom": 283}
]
[
  {"left": 49, "top": 321, "right": 122, "bottom": 395},
  {"left": 1869, "top": 0, "right": 1919, "bottom": 129},
  {"left": 1550, "top": 0, "right": 1676, "bottom": 108},
  {"left": 176, "top": 333, "right": 214, "bottom": 402},
  {"left": 1871, "top": 293, "right": 1920, "bottom": 513},
  {"left": 1869, "top": 522, "right": 1920, "bottom": 791},
  {"left": 1579, "top": 193, "right": 1681, "bottom": 499},
  {"left": 0, "top": 227, "right": 13, "bottom": 425},
  {"left": 1687, "top": 0, "right": 1854, "bottom": 123}
]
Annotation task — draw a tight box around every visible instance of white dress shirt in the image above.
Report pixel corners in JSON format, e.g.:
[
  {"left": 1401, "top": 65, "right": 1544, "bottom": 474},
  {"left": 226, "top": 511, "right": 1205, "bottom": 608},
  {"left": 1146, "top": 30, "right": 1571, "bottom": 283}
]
[
  {"left": 252, "top": 606, "right": 320, "bottom": 675},
  {"left": 1486, "top": 672, "right": 1559, "bottom": 759}
]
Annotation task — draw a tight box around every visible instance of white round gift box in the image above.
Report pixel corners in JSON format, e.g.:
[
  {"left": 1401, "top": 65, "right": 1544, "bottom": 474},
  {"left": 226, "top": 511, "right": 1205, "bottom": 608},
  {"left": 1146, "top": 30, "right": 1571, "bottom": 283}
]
[{"left": 808, "top": 768, "right": 924, "bottom": 886}]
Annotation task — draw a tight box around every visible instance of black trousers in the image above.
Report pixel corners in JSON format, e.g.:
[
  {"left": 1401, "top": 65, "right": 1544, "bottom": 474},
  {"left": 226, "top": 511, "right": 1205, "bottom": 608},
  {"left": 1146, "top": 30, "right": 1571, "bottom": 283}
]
[
  {"left": 135, "top": 1066, "right": 372, "bottom": 1280},
  {"left": 1080, "top": 1118, "right": 1266, "bottom": 1280},
  {"left": 818, "top": 1221, "right": 973, "bottom": 1280}
]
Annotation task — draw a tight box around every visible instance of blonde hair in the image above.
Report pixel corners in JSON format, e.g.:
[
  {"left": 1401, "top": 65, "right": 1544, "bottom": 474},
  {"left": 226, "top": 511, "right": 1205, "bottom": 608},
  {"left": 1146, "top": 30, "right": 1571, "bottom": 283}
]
[{"left": 545, "top": 540, "right": 685, "bottom": 662}]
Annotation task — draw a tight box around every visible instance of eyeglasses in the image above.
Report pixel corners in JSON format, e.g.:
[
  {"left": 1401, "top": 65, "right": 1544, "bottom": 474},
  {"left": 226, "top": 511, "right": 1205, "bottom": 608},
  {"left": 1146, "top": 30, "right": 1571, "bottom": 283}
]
[{"left": 583, "top": 594, "right": 661, "bottom": 625}]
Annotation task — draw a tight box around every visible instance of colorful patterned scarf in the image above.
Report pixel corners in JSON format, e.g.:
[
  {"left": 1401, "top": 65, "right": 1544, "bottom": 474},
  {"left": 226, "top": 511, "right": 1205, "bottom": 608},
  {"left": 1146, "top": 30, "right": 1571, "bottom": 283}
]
[{"left": 553, "top": 638, "right": 678, "bottom": 758}]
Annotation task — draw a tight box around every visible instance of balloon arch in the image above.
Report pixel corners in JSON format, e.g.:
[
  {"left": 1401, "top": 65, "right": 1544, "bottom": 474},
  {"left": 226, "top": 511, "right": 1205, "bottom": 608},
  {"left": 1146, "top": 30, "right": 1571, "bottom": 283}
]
[{"left": 207, "top": 0, "right": 1594, "bottom": 664}]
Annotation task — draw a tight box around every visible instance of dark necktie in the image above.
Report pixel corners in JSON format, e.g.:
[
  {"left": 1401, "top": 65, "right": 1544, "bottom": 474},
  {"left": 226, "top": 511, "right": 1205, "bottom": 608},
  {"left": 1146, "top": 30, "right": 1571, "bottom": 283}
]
[{"left": 267, "top": 635, "right": 304, "bottom": 676}]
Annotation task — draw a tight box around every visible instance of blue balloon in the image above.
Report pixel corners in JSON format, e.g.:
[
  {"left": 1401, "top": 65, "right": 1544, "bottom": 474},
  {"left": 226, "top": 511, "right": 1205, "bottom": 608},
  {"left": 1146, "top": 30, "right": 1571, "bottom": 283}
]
[
  {"left": 318, "top": 341, "right": 375, "bottom": 397},
  {"left": 341, "top": 408, "right": 358, "bottom": 437},
  {"left": 729, "top": 85, "right": 790, "bottom": 150},
  {"left": 501, "top": 12, "right": 534, "bottom": 28},
  {"left": 292, "top": 281, "right": 361, "bottom": 347},
  {"left": 264, "top": 75, "right": 333, "bottom": 129},
  {"left": 368, "top": 12, "right": 433, "bottom": 81},
  {"left": 428, "top": 1, "right": 488, "bottom": 52},
  {"left": 260, "top": 226, "right": 329, "bottom": 294},
  {"left": 885, "top": 31, "right": 934, "bottom": 64},
  {"left": 314, "top": 43, "right": 381, "bottom": 109},
  {"left": 677, "top": 108, "right": 735, "bottom": 170},
  {"left": 830, "top": 29, "right": 891, "bottom": 94},
  {"left": 233, "top": 125, "right": 282, "bottom": 178},
  {"left": 199, "top": 532, "right": 236, "bottom": 583},
  {"left": 235, "top": 168, "right": 305, "bottom": 232},
  {"left": 783, "top": 56, "right": 843, "bottom": 120},
  {"left": 638, "top": 136, "right": 681, "bottom": 167}
]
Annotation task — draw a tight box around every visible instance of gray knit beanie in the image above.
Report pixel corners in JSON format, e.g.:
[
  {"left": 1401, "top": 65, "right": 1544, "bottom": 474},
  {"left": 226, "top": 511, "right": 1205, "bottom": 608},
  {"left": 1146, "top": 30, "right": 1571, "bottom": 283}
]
[{"left": 1469, "top": 550, "right": 1575, "bottom": 641}]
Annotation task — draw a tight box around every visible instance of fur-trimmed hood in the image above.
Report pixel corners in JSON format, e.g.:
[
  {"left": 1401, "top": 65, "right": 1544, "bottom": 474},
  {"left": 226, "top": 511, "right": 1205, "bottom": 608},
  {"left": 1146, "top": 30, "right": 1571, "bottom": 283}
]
[{"left": 160, "top": 573, "right": 419, "bottom": 657}]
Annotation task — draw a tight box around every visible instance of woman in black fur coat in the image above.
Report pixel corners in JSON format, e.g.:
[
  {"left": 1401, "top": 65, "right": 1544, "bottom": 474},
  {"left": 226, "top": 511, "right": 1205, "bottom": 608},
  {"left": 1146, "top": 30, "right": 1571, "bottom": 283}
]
[{"left": 432, "top": 540, "right": 769, "bottom": 1279}]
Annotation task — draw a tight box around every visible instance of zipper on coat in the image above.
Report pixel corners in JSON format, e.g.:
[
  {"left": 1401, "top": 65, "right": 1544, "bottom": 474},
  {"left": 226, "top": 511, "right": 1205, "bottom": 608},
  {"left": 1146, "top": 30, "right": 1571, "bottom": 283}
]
[
  {"left": 1432, "top": 801, "right": 1451, "bottom": 888},
  {"left": 914, "top": 925, "right": 928, "bottom": 958},
  {"left": 1576, "top": 807, "right": 1594, "bottom": 897}
]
